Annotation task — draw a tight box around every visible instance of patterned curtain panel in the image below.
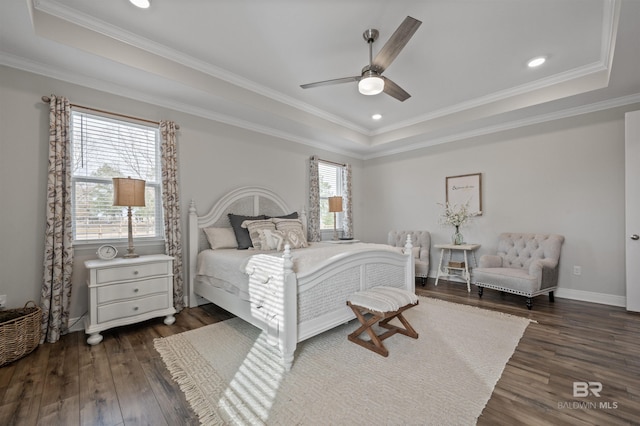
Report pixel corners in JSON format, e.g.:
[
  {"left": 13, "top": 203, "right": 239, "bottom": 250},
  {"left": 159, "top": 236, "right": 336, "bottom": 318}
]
[
  {"left": 308, "top": 156, "right": 321, "bottom": 242},
  {"left": 160, "top": 121, "right": 185, "bottom": 312},
  {"left": 40, "top": 95, "right": 74, "bottom": 344},
  {"left": 342, "top": 163, "right": 353, "bottom": 238}
]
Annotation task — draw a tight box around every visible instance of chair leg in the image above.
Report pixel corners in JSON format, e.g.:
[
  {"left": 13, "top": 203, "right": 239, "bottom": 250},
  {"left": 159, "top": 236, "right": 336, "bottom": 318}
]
[
  {"left": 526, "top": 297, "right": 533, "bottom": 310},
  {"left": 549, "top": 291, "right": 555, "bottom": 303},
  {"left": 478, "top": 287, "right": 484, "bottom": 298}
]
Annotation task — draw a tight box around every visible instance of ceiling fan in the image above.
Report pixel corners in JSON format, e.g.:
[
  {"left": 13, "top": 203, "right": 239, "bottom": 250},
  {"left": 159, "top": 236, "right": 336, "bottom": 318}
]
[{"left": 300, "top": 16, "right": 422, "bottom": 102}]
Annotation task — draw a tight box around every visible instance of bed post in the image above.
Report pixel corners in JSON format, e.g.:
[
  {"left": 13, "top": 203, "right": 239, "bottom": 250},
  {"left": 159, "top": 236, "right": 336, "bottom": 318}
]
[
  {"left": 188, "top": 200, "right": 199, "bottom": 307},
  {"left": 404, "top": 234, "right": 416, "bottom": 293},
  {"left": 281, "top": 244, "right": 297, "bottom": 371}
]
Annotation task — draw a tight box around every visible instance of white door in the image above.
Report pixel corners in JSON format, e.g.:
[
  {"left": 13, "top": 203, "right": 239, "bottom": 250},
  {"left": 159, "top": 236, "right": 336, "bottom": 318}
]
[{"left": 625, "top": 110, "right": 640, "bottom": 312}]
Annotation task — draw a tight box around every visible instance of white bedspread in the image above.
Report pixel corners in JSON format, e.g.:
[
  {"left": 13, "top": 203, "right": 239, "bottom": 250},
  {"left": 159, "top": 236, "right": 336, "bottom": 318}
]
[{"left": 196, "top": 242, "right": 404, "bottom": 298}]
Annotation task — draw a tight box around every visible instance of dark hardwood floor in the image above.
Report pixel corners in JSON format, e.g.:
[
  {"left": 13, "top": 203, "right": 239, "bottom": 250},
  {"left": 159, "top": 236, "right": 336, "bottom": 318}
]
[{"left": 1, "top": 279, "right": 638, "bottom": 425}]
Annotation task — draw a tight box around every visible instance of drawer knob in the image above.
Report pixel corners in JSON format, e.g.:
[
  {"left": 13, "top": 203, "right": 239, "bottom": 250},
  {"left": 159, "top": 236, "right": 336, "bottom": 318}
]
[
  {"left": 133, "top": 288, "right": 139, "bottom": 293},
  {"left": 133, "top": 270, "right": 139, "bottom": 275},
  {"left": 133, "top": 306, "right": 139, "bottom": 311}
]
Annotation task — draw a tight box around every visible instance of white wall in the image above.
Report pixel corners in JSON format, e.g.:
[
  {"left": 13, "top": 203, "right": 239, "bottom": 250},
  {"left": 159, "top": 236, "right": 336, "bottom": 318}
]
[
  {"left": 362, "top": 108, "right": 637, "bottom": 304},
  {"left": 0, "top": 66, "right": 363, "bottom": 319}
]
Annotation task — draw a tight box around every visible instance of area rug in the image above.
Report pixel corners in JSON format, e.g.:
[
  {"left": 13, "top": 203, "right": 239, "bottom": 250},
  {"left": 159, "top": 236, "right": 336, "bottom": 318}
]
[{"left": 154, "top": 297, "right": 533, "bottom": 425}]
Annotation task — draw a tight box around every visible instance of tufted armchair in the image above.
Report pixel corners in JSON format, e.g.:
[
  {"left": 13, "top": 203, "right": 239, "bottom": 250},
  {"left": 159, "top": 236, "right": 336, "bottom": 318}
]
[
  {"left": 473, "top": 233, "right": 564, "bottom": 309},
  {"left": 388, "top": 231, "right": 431, "bottom": 286}
]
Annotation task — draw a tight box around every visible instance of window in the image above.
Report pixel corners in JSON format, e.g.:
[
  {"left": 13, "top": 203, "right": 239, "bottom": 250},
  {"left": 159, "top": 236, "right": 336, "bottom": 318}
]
[
  {"left": 71, "top": 110, "right": 163, "bottom": 242},
  {"left": 318, "top": 161, "right": 343, "bottom": 230}
]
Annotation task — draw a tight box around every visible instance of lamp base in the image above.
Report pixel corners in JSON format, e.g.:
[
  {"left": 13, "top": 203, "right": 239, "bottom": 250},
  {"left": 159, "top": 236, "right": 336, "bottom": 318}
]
[{"left": 124, "top": 206, "right": 140, "bottom": 258}]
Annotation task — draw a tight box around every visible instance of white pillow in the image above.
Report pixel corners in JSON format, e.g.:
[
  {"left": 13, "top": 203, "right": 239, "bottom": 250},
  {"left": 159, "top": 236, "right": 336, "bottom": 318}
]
[
  {"left": 412, "top": 247, "right": 420, "bottom": 259},
  {"left": 203, "top": 227, "right": 237, "bottom": 249}
]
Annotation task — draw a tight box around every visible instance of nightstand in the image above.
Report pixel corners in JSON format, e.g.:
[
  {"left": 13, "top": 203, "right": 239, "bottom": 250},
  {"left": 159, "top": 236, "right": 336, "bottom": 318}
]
[{"left": 84, "top": 254, "right": 176, "bottom": 345}]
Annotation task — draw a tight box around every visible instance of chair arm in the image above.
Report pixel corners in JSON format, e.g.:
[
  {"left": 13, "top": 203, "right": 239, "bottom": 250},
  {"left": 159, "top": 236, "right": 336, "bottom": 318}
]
[
  {"left": 478, "top": 254, "right": 502, "bottom": 268},
  {"left": 529, "top": 258, "right": 560, "bottom": 289}
]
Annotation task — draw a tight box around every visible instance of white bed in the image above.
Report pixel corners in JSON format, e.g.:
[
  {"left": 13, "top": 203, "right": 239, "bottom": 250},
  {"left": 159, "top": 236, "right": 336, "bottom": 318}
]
[{"left": 188, "top": 186, "right": 415, "bottom": 370}]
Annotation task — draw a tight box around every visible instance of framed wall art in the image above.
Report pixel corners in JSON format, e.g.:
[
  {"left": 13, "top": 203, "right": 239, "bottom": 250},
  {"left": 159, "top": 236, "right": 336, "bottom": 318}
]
[{"left": 446, "top": 173, "right": 482, "bottom": 215}]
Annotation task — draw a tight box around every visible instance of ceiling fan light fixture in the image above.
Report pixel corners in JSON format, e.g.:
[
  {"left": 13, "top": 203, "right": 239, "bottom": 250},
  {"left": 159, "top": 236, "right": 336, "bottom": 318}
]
[
  {"left": 129, "top": 0, "right": 151, "bottom": 9},
  {"left": 358, "top": 71, "right": 385, "bottom": 95}
]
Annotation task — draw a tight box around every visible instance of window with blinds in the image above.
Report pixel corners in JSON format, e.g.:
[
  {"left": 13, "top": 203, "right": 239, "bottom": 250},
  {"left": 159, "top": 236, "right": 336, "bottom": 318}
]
[
  {"left": 318, "top": 161, "right": 343, "bottom": 230},
  {"left": 71, "top": 110, "right": 163, "bottom": 241}
]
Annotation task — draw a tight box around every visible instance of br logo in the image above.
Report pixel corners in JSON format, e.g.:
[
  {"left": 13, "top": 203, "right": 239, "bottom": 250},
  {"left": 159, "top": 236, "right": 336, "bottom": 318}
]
[{"left": 573, "top": 381, "right": 602, "bottom": 397}]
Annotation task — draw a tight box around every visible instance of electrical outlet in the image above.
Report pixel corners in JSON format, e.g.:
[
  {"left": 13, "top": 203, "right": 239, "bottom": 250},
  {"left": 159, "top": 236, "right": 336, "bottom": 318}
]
[
  {"left": 573, "top": 266, "right": 582, "bottom": 276},
  {"left": 0, "top": 295, "right": 6, "bottom": 309}
]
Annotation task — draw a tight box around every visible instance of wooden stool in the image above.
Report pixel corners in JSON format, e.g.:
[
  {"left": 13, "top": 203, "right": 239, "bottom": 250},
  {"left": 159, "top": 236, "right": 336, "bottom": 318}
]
[{"left": 346, "top": 287, "right": 419, "bottom": 357}]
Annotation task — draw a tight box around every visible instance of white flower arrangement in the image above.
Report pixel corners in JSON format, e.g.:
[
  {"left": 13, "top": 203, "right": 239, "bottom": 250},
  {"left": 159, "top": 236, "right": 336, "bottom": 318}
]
[{"left": 438, "top": 201, "right": 476, "bottom": 228}]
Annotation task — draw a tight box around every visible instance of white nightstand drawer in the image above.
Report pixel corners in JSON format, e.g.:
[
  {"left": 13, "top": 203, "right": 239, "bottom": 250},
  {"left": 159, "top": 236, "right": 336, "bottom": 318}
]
[
  {"left": 96, "top": 261, "right": 169, "bottom": 284},
  {"left": 97, "top": 293, "right": 169, "bottom": 324},
  {"left": 97, "top": 277, "right": 170, "bottom": 304}
]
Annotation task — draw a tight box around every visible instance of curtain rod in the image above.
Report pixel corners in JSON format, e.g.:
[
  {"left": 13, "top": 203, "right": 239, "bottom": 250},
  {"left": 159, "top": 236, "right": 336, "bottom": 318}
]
[
  {"left": 41, "top": 96, "right": 180, "bottom": 129},
  {"left": 314, "top": 156, "right": 347, "bottom": 167}
]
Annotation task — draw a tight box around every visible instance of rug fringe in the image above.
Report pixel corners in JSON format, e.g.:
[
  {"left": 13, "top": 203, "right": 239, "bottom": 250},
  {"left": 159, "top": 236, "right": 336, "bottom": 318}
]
[{"left": 154, "top": 336, "right": 227, "bottom": 425}]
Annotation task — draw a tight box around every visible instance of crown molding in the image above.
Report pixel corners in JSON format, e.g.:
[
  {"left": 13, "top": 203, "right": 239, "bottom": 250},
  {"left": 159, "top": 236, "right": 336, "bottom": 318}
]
[
  {"left": 0, "top": 52, "right": 364, "bottom": 159},
  {"left": 4, "top": 51, "right": 638, "bottom": 162},
  {"left": 364, "top": 92, "right": 640, "bottom": 160},
  {"left": 32, "top": 0, "right": 370, "bottom": 136}
]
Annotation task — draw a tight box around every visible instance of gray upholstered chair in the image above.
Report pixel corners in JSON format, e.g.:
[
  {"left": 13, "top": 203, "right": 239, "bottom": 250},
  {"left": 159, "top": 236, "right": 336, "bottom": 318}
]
[
  {"left": 388, "top": 231, "right": 431, "bottom": 286},
  {"left": 473, "top": 233, "right": 564, "bottom": 309}
]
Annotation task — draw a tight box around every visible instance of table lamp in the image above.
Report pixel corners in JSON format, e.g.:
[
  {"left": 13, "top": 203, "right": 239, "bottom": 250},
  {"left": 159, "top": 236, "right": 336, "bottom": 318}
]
[
  {"left": 328, "top": 196, "right": 343, "bottom": 241},
  {"left": 113, "top": 177, "right": 146, "bottom": 258}
]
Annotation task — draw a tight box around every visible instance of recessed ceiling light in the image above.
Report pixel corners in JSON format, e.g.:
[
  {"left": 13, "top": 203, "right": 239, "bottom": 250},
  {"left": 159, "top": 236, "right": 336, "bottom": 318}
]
[
  {"left": 527, "top": 56, "right": 546, "bottom": 68},
  {"left": 129, "top": 0, "right": 150, "bottom": 8},
  {"left": 372, "top": 114, "right": 382, "bottom": 120}
]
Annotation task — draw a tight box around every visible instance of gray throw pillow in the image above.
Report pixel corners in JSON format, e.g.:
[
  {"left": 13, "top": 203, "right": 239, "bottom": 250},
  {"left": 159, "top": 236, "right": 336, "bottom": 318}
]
[{"left": 228, "top": 213, "right": 266, "bottom": 249}]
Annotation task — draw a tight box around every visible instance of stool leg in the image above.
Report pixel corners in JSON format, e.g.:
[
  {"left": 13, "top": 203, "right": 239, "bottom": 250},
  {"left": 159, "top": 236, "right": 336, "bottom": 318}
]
[
  {"left": 347, "top": 303, "right": 389, "bottom": 357},
  {"left": 347, "top": 301, "right": 419, "bottom": 357},
  {"left": 379, "top": 312, "right": 418, "bottom": 339}
]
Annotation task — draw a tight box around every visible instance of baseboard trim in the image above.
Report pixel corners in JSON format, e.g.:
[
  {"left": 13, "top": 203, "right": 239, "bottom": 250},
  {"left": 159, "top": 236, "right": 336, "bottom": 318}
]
[
  {"left": 68, "top": 315, "right": 86, "bottom": 333},
  {"left": 555, "top": 288, "right": 626, "bottom": 307}
]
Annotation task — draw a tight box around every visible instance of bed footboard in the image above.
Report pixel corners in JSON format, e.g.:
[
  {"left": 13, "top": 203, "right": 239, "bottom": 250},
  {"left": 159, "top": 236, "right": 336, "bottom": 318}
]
[
  {"left": 245, "top": 237, "right": 414, "bottom": 371},
  {"left": 245, "top": 246, "right": 297, "bottom": 370}
]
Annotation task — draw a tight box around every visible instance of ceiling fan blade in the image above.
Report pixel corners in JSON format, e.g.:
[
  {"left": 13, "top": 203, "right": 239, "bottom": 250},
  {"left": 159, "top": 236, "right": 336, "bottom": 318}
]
[
  {"left": 300, "top": 76, "right": 360, "bottom": 89},
  {"left": 372, "top": 16, "right": 422, "bottom": 73},
  {"left": 382, "top": 77, "right": 411, "bottom": 102}
]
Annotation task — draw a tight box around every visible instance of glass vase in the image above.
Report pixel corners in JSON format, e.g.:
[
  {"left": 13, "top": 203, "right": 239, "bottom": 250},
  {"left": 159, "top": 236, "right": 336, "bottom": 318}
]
[{"left": 452, "top": 226, "right": 464, "bottom": 245}]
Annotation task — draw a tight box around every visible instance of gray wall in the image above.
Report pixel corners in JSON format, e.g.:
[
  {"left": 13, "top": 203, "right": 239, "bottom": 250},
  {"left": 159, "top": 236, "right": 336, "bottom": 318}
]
[
  {"left": 362, "top": 108, "right": 637, "bottom": 305},
  {"left": 0, "top": 65, "right": 636, "bottom": 323},
  {"left": 0, "top": 66, "right": 363, "bottom": 320}
]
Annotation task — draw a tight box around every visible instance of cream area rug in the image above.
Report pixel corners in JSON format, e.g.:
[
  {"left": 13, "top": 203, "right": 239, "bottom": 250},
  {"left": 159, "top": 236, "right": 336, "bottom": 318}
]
[{"left": 154, "top": 297, "right": 533, "bottom": 425}]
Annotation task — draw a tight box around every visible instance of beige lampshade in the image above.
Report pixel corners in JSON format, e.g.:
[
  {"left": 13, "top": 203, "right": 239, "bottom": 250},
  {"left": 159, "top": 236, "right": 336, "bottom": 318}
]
[
  {"left": 113, "top": 177, "right": 146, "bottom": 207},
  {"left": 328, "top": 196, "right": 343, "bottom": 213}
]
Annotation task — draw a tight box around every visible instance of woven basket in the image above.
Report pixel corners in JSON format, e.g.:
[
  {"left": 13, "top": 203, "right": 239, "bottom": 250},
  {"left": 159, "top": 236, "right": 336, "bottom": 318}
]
[{"left": 0, "top": 301, "right": 42, "bottom": 367}]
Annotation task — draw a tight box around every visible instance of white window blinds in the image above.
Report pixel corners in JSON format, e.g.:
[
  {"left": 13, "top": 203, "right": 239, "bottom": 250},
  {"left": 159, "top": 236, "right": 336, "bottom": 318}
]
[
  {"left": 318, "top": 161, "right": 343, "bottom": 230},
  {"left": 71, "top": 111, "right": 163, "bottom": 241}
]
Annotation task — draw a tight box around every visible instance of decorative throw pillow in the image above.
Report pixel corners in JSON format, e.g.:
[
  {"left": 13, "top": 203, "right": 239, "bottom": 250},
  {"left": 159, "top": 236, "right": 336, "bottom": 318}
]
[
  {"left": 241, "top": 219, "right": 276, "bottom": 250},
  {"left": 259, "top": 229, "right": 286, "bottom": 251},
  {"left": 203, "top": 227, "right": 237, "bottom": 250},
  {"left": 273, "top": 218, "right": 308, "bottom": 249},
  {"left": 228, "top": 214, "right": 266, "bottom": 249}
]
